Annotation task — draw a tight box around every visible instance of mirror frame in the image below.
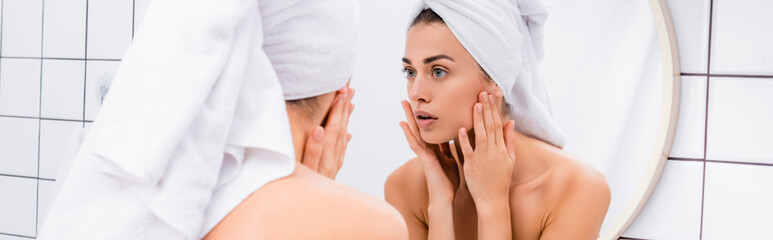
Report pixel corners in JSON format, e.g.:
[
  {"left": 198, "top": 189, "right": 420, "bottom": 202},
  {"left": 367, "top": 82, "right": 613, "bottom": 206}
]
[{"left": 600, "top": 0, "right": 682, "bottom": 239}]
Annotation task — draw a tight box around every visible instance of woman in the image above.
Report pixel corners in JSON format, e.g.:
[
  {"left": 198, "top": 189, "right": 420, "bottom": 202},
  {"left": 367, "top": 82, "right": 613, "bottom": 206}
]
[{"left": 385, "top": 2, "right": 611, "bottom": 239}]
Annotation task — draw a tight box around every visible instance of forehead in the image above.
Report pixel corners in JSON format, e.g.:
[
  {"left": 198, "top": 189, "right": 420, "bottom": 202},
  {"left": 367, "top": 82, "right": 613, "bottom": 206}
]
[{"left": 404, "top": 23, "right": 475, "bottom": 64}]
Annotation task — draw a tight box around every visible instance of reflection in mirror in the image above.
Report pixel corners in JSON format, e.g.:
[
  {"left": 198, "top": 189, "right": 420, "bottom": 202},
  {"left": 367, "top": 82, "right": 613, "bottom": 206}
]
[{"left": 342, "top": 0, "right": 676, "bottom": 239}]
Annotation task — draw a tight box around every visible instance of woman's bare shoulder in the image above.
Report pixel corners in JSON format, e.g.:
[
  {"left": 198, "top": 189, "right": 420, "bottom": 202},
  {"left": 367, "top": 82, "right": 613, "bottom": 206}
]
[{"left": 385, "top": 158, "right": 428, "bottom": 201}]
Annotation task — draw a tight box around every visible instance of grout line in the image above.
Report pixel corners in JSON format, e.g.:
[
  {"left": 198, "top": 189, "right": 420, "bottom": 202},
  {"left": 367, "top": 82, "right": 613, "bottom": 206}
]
[
  {"left": 705, "top": 159, "right": 773, "bottom": 167},
  {"left": 0, "top": 173, "right": 54, "bottom": 181},
  {"left": 131, "top": 0, "right": 135, "bottom": 39},
  {"left": 35, "top": 0, "right": 45, "bottom": 236},
  {"left": 0, "top": 56, "right": 121, "bottom": 61},
  {"left": 0, "top": 114, "right": 85, "bottom": 122},
  {"left": 0, "top": 232, "right": 36, "bottom": 239},
  {"left": 681, "top": 72, "right": 773, "bottom": 79},
  {"left": 83, "top": 0, "right": 89, "bottom": 127},
  {"left": 619, "top": 238, "right": 650, "bottom": 240},
  {"left": 667, "top": 157, "right": 705, "bottom": 162},
  {"left": 700, "top": 0, "right": 715, "bottom": 239}
]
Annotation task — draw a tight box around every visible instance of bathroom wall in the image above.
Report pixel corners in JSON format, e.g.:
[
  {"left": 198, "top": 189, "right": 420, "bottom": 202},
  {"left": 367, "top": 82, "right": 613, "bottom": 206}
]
[
  {"left": 622, "top": 0, "right": 773, "bottom": 239},
  {"left": 0, "top": 0, "right": 770, "bottom": 239},
  {"left": 0, "top": 0, "right": 150, "bottom": 238}
]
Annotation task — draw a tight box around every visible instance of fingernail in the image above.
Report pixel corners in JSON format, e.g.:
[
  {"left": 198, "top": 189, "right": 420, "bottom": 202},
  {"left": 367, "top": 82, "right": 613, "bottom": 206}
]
[
  {"left": 482, "top": 92, "right": 489, "bottom": 102},
  {"left": 313, "top": 127, "right": 324, "bottom": 140},
  {"left": 476, "top": 103, "right": 482, "bottom": 113},
  {"left": 488, "top": 95, "right": 494, "bottom": 103},
  {"left": 460, "top": 128, "right": 466, "bottom": 137}
]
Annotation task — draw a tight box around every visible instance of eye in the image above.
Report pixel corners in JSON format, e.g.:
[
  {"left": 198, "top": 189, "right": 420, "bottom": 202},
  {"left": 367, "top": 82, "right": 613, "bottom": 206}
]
[
  {"left": 403, "top": 68, "right": 416, "bottom": 78},
  {"left": 432, "top": 68, "right": 447, "bottom": 78}
]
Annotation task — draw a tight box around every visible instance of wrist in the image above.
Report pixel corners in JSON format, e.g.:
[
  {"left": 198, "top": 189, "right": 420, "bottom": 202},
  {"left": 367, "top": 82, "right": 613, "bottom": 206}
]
[{"left": 475, "top": 198, "right": 511, "bottom": 219}]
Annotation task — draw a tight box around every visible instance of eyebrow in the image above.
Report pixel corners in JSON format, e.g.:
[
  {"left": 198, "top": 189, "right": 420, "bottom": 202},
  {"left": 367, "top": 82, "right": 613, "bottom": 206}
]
[{"left": 401, "top": 54, "right": 455, "bottom": 65}]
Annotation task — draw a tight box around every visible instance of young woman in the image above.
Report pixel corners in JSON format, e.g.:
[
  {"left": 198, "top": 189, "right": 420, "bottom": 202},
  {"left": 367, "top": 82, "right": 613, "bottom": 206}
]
[{"left": 385, "top": 5, "right": 611, "bottom": 240}]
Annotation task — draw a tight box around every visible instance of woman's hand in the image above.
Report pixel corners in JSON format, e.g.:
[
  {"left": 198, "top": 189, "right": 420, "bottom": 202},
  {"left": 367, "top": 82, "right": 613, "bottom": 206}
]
[
  {"left": 455, "top": 92, "right": 515, "bottom": 240},
  {"left": 301, "top": 88, "right": 354, "bottom": 180},
  {"left": 457, "top": 92, "right": 516, "bottom": 206},
  {"left": 399, "top": 100, "right": 456, "bottom": 240},
  {"left": 399, "top": 100, "right": 455, "bottom": 204}
]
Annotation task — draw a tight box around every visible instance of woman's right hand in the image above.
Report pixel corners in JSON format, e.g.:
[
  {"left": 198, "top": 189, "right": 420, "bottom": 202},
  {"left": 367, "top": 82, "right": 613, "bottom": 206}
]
[{"left": 399, "top": 100, "right": 455, "bottom": 205}]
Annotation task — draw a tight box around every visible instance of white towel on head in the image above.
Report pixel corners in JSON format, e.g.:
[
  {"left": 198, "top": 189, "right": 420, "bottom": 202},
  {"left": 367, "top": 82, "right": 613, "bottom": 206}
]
[
  {"left": 264, "top": 0, "right": 359, "bottom": 100},
  {"left": 38, "top": 0, "right": 296, "bottom": 239},
  {"left": 410, "top": 0, "right": 566, "bottom": 148}
]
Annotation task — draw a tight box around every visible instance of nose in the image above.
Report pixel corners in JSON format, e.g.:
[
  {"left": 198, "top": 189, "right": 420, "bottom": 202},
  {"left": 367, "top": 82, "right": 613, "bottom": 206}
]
[{"left": 408, "top": 74, "right": 430, "bottom": 104}]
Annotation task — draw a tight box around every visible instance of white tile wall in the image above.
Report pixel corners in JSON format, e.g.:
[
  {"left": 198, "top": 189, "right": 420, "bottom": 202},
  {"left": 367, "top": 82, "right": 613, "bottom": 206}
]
[
  {"left": 40, "top": 60, "right": 85, "bottom": 121},
  {"left": 710, "top": 0, "right": 773, "bottom": 75},
  {"left": 0, "top": 176, "right": 37, "bottom": 237},
  {"left": 0, "top": 117, "right": 38, "bottom": 177},
  {"left": 0, "top": 58, "right": 41, "bottom": 118},
  {"left": 702, "top": 162, "right": 773, "bottom": 239},
  {"left": 669, "top": 76, "right": 707, "bottom": 159},
  {"left": 39, "top": 120, "right": 83, "bottom": 180},
  {"left": 706, "top": 77, "right": 773, "bottom": 164},
  {"left": 42, "top": 0, "right": 87, "bottom": 59},
  {"left": 0, "top": 0, "right": 42, "bottom": 58},
  {"left": 0, "top": 0, "right": 147, "bottom": 238},
  {"left": 622, "top": 0, "right": 773, "bottom": 239},
  {"left": 86, "top": 0, "right": 133, "bottom": 59},
  {"left": 624, "top": 161, "right": 704, "bottom": 239},
  {"left": 84, "top": 60, "right": 120, "bottom": 121},
  {"left": 36, "top": 180, "right": 58, "bottom": 233},
  {"left": 664, "top": 0, "right": 710, "bottom": 74}
]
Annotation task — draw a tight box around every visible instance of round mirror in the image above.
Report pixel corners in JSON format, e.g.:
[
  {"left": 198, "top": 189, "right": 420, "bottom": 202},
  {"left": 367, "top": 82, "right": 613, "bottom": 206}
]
[{"left": 341, "top": 0, "right": 680, "bottom": 239}]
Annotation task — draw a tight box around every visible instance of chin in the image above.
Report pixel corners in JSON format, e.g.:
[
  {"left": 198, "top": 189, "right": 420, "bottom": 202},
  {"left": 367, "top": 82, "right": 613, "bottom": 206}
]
[{"left": 419, "top": 130, "right": 455, "bottom": 144}]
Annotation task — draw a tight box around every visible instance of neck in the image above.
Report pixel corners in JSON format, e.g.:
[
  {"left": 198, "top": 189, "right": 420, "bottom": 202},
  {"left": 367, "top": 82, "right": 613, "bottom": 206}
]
[{"left": 287, "top": 109, "right": 313, "bottom": 163}]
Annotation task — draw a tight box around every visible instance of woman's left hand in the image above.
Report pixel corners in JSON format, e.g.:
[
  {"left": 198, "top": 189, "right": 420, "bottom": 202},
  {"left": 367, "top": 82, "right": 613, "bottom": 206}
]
[{"left": 457, "top": 91, "right": 516, "bottom": 208}]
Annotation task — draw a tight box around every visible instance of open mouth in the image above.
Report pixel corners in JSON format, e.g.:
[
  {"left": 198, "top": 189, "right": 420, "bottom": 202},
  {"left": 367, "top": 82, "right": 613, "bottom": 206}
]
[{"left": 414, "top": 109, "right": 439, "bottom": 128}]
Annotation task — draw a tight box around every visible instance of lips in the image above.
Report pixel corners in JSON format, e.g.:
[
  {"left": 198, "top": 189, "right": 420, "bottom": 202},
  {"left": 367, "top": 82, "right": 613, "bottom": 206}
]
[{"left": 414, "top": 109, "right": 439, "bottom": 128}]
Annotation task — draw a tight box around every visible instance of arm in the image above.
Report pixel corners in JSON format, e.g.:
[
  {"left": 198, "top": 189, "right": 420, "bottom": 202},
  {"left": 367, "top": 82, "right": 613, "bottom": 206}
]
[{"left": 539, "top": 173, "right": 611, "bottom": 240}]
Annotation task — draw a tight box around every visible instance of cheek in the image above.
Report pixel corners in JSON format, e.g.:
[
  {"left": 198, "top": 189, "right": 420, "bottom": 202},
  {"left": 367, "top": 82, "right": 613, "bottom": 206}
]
[{"left": 441, "top": 76, "right": 485, "bottom": 130}]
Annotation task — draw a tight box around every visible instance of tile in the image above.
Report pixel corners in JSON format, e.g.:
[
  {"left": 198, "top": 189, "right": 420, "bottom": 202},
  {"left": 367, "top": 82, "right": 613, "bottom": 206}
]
[
  {"left": 0, "top": 0, "right": 43, "bottom": 58},
  {"left": 0, "top": 58, "right": 41, "bottom": 118},
  {"left": 37, "top": 179, "right": 58, "bottom": 233},
  {"left": 0, "top": 117, "right": 39, "bottom": 178},
  {"left": 84, "top": 61, "right": 120, "bottom": 121},
  {"left": 664, "top": 0, "right": 711, "bottom": 73},
  {"left": 40, "top": 60, "right": 85, "bottom": 121},
  {"left": 702, "top": 162, "right": 773, "bottom": 239},
  {"left": 86, "top": 0, "right": 133, "bottom": 59},
  {"left": 0, "top": 176, "right": 37, "bottom": 237},
  {"left": 669, "top": 76, "right": 707, "bottom": 159},
  {"left": 42, "top": 0, "right": 87, "bottom": 59},
  {"left": 623, "top": 160, "right": 703, "bottom": 240},
  {"left": 134, "top": 0, "right": 153, "bottom": 36},
  {"left": 706, "top": 78, "right": 773, "bottom": 163},
  {"left": 39, "top": 120, "right": 82, "bottom": 180},
  {"left": 710, "top": 0, "right": 773, "bottom": 75}
]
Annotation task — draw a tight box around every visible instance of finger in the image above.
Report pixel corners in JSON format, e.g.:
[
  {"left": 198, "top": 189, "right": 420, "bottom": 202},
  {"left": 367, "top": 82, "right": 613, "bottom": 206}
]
[
  {"left": 301, "top": 126, "right": 325, "bottom": 171},
  {"left": 458, "top": 127, "right": 474, "bottom": 161},
  {"left": 481, "top": 93, "right": 496, "bottom": 148},
  {"left": 399, "top": 121, "right": 421, "bottom": 152},
  {"left": 401, "top": 100, "right": 423, "bottom": 146},
  {"left": 504, "top": 120, "right": 516, "bottom": 160},
  {"left": 472, "top": 100, "right": 486, "bottom": 150},
  {"left": 491, "top": 95, "right": 505, "bottom": 147},
  {"left": 336, "top": 89, "right": 352, "bottom": 157}
]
